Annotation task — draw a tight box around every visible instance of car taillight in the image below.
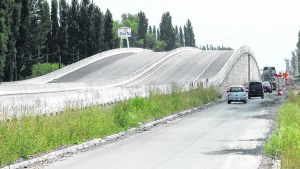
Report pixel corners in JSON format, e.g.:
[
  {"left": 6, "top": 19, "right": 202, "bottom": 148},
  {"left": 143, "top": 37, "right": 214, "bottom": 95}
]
[
  {"left": 268, "top": 86, "right": 270, "bottom": 89},
  {"left": 242, "top": 88, "right": 244, "bottom": 92}
]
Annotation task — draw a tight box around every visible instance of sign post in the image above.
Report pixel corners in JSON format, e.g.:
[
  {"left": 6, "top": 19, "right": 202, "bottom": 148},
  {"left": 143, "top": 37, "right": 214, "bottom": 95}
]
[{"left": 117, "top": 27, "right": 131, "bottom": 48}]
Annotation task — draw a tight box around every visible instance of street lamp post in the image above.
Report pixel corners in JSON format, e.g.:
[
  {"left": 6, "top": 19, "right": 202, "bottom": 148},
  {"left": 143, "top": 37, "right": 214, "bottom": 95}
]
[{"left": 295, "top": 49, "right": 299, "bottom": 77}]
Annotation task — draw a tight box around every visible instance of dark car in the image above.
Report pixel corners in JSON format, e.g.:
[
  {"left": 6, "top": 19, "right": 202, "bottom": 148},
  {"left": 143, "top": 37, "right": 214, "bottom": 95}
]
[
  {"left": 262, "top": 81, "right": 272, "bottom": 93},
  {"left": 272, "top": 82, "right": 277, "bottom": 90},
  {"left": 248, "top": 82, "right": 264, "bottom": 99}
]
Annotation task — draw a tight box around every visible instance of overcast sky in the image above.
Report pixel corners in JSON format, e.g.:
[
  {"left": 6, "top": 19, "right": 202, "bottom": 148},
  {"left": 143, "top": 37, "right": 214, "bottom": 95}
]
[
  {"left": 91, "top": 0, "right": 299, "bottom": 72},
  {"left": 64, "top": 0, "right": 298, "bottom": 72}
]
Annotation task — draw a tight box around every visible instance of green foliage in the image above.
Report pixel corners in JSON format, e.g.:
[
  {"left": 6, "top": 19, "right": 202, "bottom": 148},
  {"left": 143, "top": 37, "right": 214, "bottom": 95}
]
[
  {"left": 0, "top": 86, "right": 219, "bottom": 166},
  {"left": 122, "top": 13, "right": 138, "bottom": 47},
  {"left": 264, "top": 92, "right": 300, "bottom": 168},
  {"left": 104, "top": 9, "right": 114, "bottom": 50},
  {"left": 0, "top": 14, "right": 8, "bottom": 81},
  {"left": 58, "top": 0, "right": 69, "bottom": 64},
  {"left": 68, "top": 0, "right": 79, "bottom": 54},
  {"left": 50, "top": 0, "right": 59, "bottom": 55},
  {"left": 153, "top": 40, "right": 167, "bottom": 52},
  {"left": 184, "top": 19, "right": 195, "bottom": 47},
  {"left": 145, "top": 33, "right": 156, "bottom": 49},
  {"left": 159, "top": 12, "right": 176, "bottom": 51},
  {"left": 200, "top": 44, "right": 233, "bottom": 50},
  {"left": 31, "top": 63, "right": 63, "bottom": 78},
  {"left": 16, "top": 0, "right": 33, "bottom": 80},
  {"left": 179, "top": 26, "right": 184, "bottom": 47},
  {"left": 137, "top": 11, "right": 148, "bottom": 48}
]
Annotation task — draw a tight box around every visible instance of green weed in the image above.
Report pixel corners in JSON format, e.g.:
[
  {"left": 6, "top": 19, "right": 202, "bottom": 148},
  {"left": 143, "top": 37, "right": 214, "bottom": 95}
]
[
  {"left": 264, "top": 93, "right": 300, "bottom": 169},
  {"left": 31, "top": 63, "right": 64, "bottom": 78},
  {"left": 0, "top": 86, "right": 220, "bottom": 167}
]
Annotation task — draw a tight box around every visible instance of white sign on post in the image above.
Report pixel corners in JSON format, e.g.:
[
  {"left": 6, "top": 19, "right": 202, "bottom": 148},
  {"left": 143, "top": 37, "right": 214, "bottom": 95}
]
[
  {"left": 118, "top": 27, "right": 131, "bottom": 48},
  {"left": 118, "top": 27, "right": 131, "bottom": 38}
]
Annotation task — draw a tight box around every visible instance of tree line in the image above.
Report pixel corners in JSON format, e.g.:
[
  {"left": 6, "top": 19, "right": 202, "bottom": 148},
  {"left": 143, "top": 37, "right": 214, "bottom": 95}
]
[
  {"left": 291, "top": 30, "right": 300, "bottom": 75},
  {"left": 0, "top": 0, "right": 196, "bottom": 82}
]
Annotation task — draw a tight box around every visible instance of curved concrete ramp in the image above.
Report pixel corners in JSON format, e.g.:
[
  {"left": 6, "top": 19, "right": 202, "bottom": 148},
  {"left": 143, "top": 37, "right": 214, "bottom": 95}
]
[
  {"left": 202, "top": 46, "right": 261, "bottom": 87},
  {"left": 2, "top": 48, "right": 152, "bottom": 85},
  {"left": 0, "top": 46, "right": 261, "bottom": 94}
]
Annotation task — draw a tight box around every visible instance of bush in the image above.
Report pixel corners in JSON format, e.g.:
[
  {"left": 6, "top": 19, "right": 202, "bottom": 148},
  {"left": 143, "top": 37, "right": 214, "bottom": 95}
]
[{"left": 32, "top": 63, "right": 64, "bottom": 78}]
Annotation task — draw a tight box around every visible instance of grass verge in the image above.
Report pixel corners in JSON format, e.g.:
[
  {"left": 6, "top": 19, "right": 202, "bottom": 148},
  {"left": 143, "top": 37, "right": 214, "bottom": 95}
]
[
  {"left": 0, "top": 86, "right": 221, "bottom": 167},
  {"left": 264, "top": 90, "right": 300, "bottom": 168},
  {"left": 31, "top": 63, "right": 64, "bottom": 78}
]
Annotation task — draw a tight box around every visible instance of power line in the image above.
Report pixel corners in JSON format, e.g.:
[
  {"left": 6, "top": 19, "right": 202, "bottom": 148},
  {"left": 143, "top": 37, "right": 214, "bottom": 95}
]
[{"left": 205, "top": 25, "right": 300, "bottom": 43}]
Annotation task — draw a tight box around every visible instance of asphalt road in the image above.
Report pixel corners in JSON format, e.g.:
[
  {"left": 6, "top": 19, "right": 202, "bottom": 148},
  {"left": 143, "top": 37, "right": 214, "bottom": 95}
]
[
  {"left": 51, "top": 52, "right": 165, "bottom": 84},
  {"left": 42, "top": 93, "right": 278, "bottom": 169},
  {"left": 122, "top": 50, "right": 234, "bottom": 86},
  {"left": 50, "top": 50, "right": 234, "bottom": 86}
]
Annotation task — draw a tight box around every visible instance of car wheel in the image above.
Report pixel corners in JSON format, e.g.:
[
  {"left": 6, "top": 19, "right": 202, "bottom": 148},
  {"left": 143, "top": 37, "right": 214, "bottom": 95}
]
[
  {"left": 228, "top": 101, "right": 231, "bottom": 104},
  {"left": 244, "top": 100, "right": 247, "bottom": 104},
  {"left": 248, "top": 96, "right": 251, "bottom": 99},
  {"left": 262, "top": 96, "right": 264, "bottom": 99}
]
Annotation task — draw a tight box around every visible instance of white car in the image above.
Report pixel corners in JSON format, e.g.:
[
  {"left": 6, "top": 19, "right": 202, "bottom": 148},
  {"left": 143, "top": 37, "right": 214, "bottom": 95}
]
[{"left": 227, "top": 86, "right": 248, "bottom": 104}]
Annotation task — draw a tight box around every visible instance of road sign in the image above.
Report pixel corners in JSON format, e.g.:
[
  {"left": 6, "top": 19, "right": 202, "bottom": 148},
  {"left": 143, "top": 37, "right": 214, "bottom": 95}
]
[{"left": 118, "top": 27, "right": 131, "bottom": 38}]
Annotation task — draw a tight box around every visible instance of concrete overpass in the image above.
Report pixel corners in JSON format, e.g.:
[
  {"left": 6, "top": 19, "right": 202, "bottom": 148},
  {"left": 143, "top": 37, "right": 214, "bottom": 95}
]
[{"left": 0, "top": 46, "right": 261, "bottom": 116}]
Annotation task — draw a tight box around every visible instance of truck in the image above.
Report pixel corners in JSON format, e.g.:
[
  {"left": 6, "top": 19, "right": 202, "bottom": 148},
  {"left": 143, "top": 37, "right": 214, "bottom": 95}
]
[{"left": 262, "top": 66, "right": 277, "bottom": 90}]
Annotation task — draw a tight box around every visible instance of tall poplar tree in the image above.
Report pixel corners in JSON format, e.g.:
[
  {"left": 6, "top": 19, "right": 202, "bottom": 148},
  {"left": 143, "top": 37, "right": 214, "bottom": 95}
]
[
  {"left": 16, "top": 0, "right": 32, "bottom": 79},
  {"left": 137, "top": 11, "right": 148, "bottom": 48},
  {"left": 58, "top": 0, "right": 69, "bottom": 64},
  {"left": 78, "top": 0, "right": 90, "bottom": 58},
  {"left": 104, "top": 9, "right": 113, "bottom": 50},
  {"left": 184, "top": 19, "right": 195, "bottom": 47},
  {"left": 68, "top": 0, "right": 79, "bottom": 57},
  {"left": 50, "top": 0, "right": 59, "bottom": 55},
  {"left": 4, "top": 1, "right": 21, "bottom": 81},
  {"left": 0, "top": 3, "right": 8, "bottom": 81},
  {"left": 159, "top": 12, "right": 176, "bottom": 51},
  {"left": 179, "top": 26, "right": 184, "bottom": 47},
  {"left": 91, "top": 6, "right": 103, "bottom": 54}
]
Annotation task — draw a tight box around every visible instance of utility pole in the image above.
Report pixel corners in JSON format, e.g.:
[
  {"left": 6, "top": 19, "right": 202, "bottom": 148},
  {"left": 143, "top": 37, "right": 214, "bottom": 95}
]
[
  {"left": 72, "top": 46, "right": 75, "bottom": 62},
  {"left": 9, "top": 53, "right": 12, "bottom": 81},
  {"left": 58, "top": 47, "right": 61, "bottom": 69},
  {"left": 77, "top": 50, "right": 79, "bottom": 61},
  {"left": 38, "top": 45, "right": 40, "bottom": 76},
  {"left": 295, "top": 49, "right": 299, "bottom": 76},
  {"left": 14, "top": 53, "right": 17, "bottom": 81}
]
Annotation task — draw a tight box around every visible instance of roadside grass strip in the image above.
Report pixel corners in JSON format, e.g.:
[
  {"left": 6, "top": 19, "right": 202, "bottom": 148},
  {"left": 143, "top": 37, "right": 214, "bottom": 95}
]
[
  {"left": 0, "top": 86, "right": 221, "bottom": 167},
  {"left": 32, "top": 63, "right": 64, "bottom": 78},
  {"left": 264, "top": 91, "right": 300, "bottom": 169}
]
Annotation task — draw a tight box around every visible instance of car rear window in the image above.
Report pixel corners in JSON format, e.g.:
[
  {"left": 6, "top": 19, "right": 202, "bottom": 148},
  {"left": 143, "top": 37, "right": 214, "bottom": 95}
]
[
  {"left": 230, "top": 87, "right": 243, "bottom": 92},
  {"left": 262, "top": 82, "right": 270, "bottom": 86},
  {"left": 250, "top": 82, "right": 262, "bottom": 89}
]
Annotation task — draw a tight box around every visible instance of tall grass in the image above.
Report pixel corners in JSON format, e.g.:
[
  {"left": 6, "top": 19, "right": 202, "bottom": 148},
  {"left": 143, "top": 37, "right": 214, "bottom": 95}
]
[
  {"left": 31, "top": 63, "right": 64, "bottom": 78},
  {"left": 264, "top": 91, "right": 300, "bottom": 168},
  {"left": 0, "top": 86, "right": 221, "bottom": 167}
]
